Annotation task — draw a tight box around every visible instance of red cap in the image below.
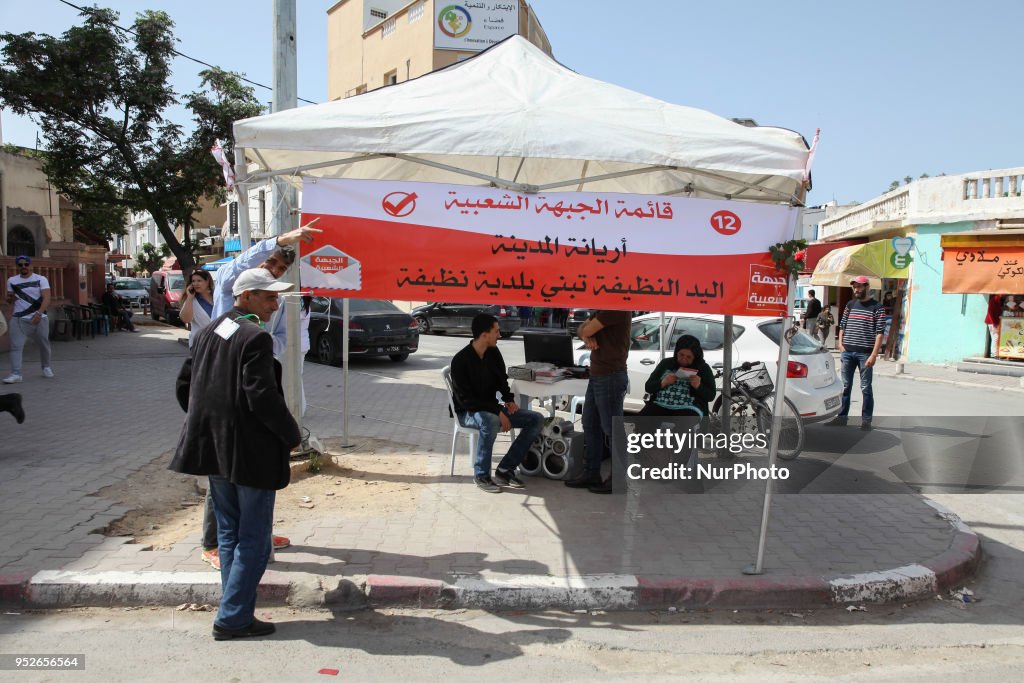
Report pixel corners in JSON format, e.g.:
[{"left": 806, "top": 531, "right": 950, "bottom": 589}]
[{"left": 850, "top": 275, "right": 870, "bottom": 285}]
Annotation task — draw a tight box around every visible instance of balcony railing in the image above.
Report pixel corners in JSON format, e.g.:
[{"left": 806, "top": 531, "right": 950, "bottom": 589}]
[
  {"left": 820, "top": 167, "right": 1024, "bottom": 240},
  {"left": 818, "top": 189, "right": 909, "bottom": 240},
  {"left": 963, "top": 171, "right": 1024, "bottom": 200}
]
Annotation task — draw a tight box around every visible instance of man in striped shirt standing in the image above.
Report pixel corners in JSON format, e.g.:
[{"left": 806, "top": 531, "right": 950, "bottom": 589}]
[{"left": 827, "top": 275, "right": 884, "bottom": 431}]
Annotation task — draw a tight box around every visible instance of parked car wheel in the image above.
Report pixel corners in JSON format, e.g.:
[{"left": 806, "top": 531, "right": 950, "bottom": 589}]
[
  {"left": 389, "top": 353, "right": 410, "bottom": 362},
  {"left": 414, "top": 315, "right": 430, "bottom": 334},
  {"left": 316, "top": 333, "right": 338, "bottom": 365}
]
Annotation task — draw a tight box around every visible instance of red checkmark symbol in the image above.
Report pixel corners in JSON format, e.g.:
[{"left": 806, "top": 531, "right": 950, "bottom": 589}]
[{"left": 382, "top": 192, "right": 418, "bottom": 217}]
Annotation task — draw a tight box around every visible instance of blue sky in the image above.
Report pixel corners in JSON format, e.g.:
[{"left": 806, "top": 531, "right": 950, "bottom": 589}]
[{"left": 1, "top": 0, "right": 1021, "bottom": 207}]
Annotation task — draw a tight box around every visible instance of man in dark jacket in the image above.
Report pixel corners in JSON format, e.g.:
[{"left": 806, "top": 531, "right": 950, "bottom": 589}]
[
  {"left": 450, "top": 313, "right": 544, "bottom": 492},
  {"left": 170, "top": 268, "right": 301, "bottom": 640}
]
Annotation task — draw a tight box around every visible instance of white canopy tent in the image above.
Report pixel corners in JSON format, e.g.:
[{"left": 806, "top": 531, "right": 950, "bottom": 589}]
[
  {"left": 234, "top": 36, "right": 810, "bottom": 202},
  {"left": 232, "top": 36, "right": 813, "bottom": 575}
]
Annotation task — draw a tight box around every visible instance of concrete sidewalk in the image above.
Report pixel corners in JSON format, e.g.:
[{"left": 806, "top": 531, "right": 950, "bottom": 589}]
[{"left": 0, "top": 324, "right": 985, "bottom": 611}]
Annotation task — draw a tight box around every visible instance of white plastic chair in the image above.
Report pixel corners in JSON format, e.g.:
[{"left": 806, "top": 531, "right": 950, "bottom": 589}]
[
  {"left": 442, "top": 365, "right": 515, "bottom": 476},
  {"left": 569, "top": 395, "right": 585, "bottom": 424}
]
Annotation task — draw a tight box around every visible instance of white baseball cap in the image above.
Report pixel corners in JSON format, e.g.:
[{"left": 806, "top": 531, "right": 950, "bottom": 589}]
[{"left": 232, "top": 267, "right": 294, "bottom": 297}]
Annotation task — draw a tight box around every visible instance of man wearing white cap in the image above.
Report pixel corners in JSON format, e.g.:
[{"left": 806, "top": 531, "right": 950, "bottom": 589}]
[
  {"left": 171, "top": 268, "right": 301, "bottom": 640},
  {"left": 827, "top": 275, "right": 884, "bottom": 431}
]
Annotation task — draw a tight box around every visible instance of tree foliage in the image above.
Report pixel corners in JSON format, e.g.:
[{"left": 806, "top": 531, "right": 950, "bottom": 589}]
[
  {"left": 134, "top": 242, "right": 170, "bottom": 275},
  {"left": 0, "top": 7, "right": 264, "bottom": 271}
]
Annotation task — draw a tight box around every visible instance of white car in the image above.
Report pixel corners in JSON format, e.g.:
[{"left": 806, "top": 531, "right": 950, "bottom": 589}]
[{"left": 579, "top": 312, "right": 843, "bottom": 421}]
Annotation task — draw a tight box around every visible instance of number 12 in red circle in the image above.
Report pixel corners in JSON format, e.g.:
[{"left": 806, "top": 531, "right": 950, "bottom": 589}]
[{"left": 710, "top": 210, "right": 742, "bottom": 235}]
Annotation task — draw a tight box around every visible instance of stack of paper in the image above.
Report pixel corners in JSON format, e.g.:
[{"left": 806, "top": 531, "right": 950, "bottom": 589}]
[{"left": 533, "top": 367, "right": 569, "bottom": 384}]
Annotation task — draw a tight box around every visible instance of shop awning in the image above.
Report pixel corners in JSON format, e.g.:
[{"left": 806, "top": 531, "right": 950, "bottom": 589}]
[
  {"left": 810, "top": 239, "right": 912, "bottom": 288},
  {"left": 801, "top": 239, "right": 865, "bottom": 274},
  {"left": 202, "top": 257, "right": 234, "bottom": 271},
  {"left": 941, "top": 229, "right": 1024, "bottom": 294}
]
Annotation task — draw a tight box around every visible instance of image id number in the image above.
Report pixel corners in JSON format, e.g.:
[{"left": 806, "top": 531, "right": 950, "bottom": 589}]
[{"left": 1, "top": 654, "right": 85, "bottom": 670}]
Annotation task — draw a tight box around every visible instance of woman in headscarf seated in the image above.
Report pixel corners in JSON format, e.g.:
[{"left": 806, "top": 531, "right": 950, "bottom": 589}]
[{"left": 639, "top": 334, "right": 716, "bottom": 417}]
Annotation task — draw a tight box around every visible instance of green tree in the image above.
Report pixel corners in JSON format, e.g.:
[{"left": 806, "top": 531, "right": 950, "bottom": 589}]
[
  {"left": 134, "top": 242, "right": 171, "bottom": 274},
  {"left": 0, "top": 7, "right": 264, "bottom": 271},
  {"left": 888, "top": 180, "right": 901, "bottom": 191}
]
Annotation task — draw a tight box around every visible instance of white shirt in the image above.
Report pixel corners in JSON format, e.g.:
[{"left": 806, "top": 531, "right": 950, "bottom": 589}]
[{"left": 6, "top": 273, "right": 50, "bottom": 318}]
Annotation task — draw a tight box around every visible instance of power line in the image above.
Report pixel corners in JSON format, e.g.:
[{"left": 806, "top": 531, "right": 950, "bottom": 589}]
[{"left": 55, "top": 0, "right": 318, "bottom": 105}]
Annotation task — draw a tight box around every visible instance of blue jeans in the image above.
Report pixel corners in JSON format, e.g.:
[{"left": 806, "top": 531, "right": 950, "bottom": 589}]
[
  {"left": 207, "top": 476, "right": 275, "bottom": 630},
  {"left": 582, "top": 370, "right": 629, "bottom": 477},
  {"left": 460, "top": 408, "right": 544, "bottom": 477},
  {"left": 839, "top": 350, "right": 874, "bottom": 421}
]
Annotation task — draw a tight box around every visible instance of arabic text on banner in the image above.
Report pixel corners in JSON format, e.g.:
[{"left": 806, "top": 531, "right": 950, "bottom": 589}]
[{"left": 299, "top": 179, "right": 798, "bottom": 315}]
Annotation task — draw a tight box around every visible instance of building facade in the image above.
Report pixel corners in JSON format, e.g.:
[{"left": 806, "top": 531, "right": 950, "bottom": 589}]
[
  {"left": 326, "top": 0, "right": 552, "bottom": 99},
  {"left": 0, "top": 147, "right": 74, "bottom": 258},
  {"left": 817, "top": 168, "right": 1024, "bottom": 365}
]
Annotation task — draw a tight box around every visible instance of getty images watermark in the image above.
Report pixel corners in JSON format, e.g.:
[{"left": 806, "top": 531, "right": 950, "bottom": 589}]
[{"left": 624, "top": 426, "right": 789, "bottom": 483}]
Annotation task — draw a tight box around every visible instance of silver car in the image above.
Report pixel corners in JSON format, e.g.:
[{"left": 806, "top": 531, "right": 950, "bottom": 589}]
[
  {"left": 113, "top": 278, "right": 150, "bottom": 308},
  {"left": 579, "top": 312, "right": 843, "bottom": 421}
]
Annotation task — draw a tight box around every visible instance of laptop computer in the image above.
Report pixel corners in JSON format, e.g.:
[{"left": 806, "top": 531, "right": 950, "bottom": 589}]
[{"left": 523, "top": 331, "right": 576, "bottom": 368}]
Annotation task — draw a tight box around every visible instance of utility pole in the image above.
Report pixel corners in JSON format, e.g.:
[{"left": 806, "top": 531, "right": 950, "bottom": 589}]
[{"left": 272, "top": 0, "right": 303, "bottom": 425}]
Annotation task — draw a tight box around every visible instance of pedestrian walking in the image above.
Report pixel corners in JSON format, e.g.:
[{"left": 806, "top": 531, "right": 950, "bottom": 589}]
[
  {"left": 4, "top": 255, "right": 54, "bottom": 383},
  {"left": 826, "top": 276, "right": 884, "bottom": 431},
  {"left": 803, "top": 289, "right": 822, "bottom": 339},
  {"left": 0, "top": 313, "right": 25, "bottom": 423}
]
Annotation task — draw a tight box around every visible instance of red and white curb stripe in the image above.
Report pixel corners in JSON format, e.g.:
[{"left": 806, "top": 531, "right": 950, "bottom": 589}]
[{"left": 0, "top": 502, "right": 979, "bottom": 611}]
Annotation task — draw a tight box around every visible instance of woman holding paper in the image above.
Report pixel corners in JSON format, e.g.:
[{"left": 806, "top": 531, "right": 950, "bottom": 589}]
[{"left": 639, "top": 335, "right": 716, "bottom": 417}]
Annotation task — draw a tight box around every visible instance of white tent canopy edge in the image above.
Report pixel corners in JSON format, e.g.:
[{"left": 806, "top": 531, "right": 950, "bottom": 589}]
[{"left": 233, "top": 36, "right": 811, "bottom": 204}]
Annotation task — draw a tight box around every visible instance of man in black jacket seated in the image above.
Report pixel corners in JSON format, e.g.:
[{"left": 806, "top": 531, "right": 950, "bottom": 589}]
[
  {"left": 450, "top": 313, "right": 544, "bottom": 493},
  {"left": 170, "top": 268, "right": 301, "bottom": 640},
  {"left": 101, "top": 282, "right": 137, "bottom": 332}
]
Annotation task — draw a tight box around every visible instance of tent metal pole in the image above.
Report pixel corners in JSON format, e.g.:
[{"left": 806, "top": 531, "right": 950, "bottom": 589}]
[
  {"left": 659, "top": 312, "right": 666, "bottom": 360},
  {"left": 233, "top": 148, "right": 252, "bottom": 251},
  {"left": 721, "top": 316, "right": 733, "bottom": 447},
  {"left": 744, "top": 207, "right": 804, "bottom": 575},
  {"left": 391, "top": 154, "right": 538, "bottom": 192},
  {"left": 247, "top": 153, "right": 393, "bottom": 182},
  {"left": 342, "top": 297, "right": 350, "bottom": 447}
]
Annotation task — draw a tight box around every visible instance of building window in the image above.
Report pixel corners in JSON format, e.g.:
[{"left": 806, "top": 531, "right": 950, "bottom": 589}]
[
  {"left": 7, "top": 225, "right": 35, "bottom": 258},
  {"left": 382, "top": 17, "right": 396, "bottom": 37},
  {"left": 370, "top": 8, "right": 387, "bottom": 20},
  {"left": 409, "top": 1, "right": 424, "bottom": 23},
  {"left": 384, "top": 69, "right": 398, "bottom": 85}
]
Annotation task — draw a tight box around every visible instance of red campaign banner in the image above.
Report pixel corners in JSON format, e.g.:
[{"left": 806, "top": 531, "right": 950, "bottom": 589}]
[{"left": 298, "top": 179, "right": 795, "bottom": 315}]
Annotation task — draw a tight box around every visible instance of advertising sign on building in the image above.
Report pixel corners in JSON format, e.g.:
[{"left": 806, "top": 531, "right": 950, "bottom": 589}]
[
  {"left": 434, "top": 2, "right": 519, "bottom": 52},
  {"left": 300, "top": 179, "right": 798, "bottom": 316}
]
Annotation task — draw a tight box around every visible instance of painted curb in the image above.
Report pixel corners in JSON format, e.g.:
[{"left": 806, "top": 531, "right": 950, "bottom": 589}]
[
  {"left": 1, "top": 570, "right": 290, "bottom": 609},
  {"left": 0, "top": 503, "right": 980, "bottom": 611},
  {"left": 637, "top": 576, "right": 831, "bottom": 610}
]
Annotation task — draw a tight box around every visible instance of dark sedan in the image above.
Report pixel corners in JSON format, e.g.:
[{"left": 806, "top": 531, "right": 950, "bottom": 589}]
[
  {"left": 411, "top": 302, "right": 520, "bottom": 337},
  {"left": 306, "top": 297, "right": 419, "bottom": 364},
  {"left": 566, "top": 308, "right": 598, "bottom": 335}
]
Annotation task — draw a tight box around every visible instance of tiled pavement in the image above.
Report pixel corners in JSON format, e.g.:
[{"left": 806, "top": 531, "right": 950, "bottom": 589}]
[{"left": 0, "top": 322, "right": 998, "bottom": 605}]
